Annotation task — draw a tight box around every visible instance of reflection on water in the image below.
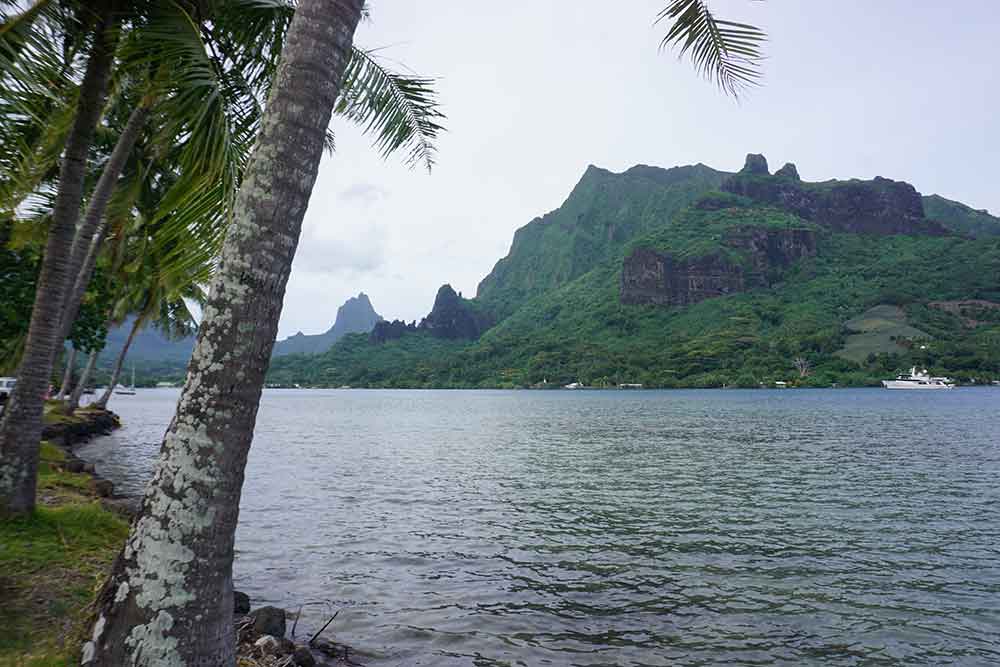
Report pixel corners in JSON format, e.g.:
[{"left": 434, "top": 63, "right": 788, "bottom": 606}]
[{"left": 77, "top": 388, "right": 1000, "bottom": 665}]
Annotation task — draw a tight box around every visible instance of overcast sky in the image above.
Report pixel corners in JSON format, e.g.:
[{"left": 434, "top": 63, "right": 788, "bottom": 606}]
[{"left": 276, "top": 0, "right": 999, "bottom": 339}]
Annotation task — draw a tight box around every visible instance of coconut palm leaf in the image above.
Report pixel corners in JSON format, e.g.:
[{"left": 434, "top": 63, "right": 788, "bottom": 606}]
[
  {"left": 337, "top": 47, "right": 444, "bottom": 171},
  {"left": 657, "top": 0, "right": 766, "bottom": 97},
  {"left": 0, "top": 0, "right": 82, "bottom": 212},
  {"left": 115, "top": 0, "right": 253, "bottom": 281}
]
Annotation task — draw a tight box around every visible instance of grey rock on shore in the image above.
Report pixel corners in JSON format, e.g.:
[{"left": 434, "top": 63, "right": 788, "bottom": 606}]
[
  {"left": 250, "top": 606, "right": 286, "bottom": 638},
  {"left": 234, "top": 590, "right": 251, "bottom": 615}
]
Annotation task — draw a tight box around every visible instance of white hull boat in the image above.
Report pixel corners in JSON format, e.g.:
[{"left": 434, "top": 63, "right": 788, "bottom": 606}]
[
  {"left": 882, "top": 367, "right": 954, "bottom": 389},
  {"left": 115, "top": 366, "right": 137, "bottom": 395}
]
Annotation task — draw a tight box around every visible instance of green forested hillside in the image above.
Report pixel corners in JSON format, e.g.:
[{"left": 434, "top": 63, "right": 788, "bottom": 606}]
[
  {"left": 923, "top": 194, "right": 1000, "bottom": 238},
  {"left": 476, "top": 163, "right": 728, "bottom": 318},
  {"left": 264, "top": 157, "right": 1000, "bottom": 389},
  {"left": 267, "top": 229, "right": 1000, "bottom": 388}
]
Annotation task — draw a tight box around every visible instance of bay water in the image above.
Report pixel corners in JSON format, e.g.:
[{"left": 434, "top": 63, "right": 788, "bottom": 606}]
[{"left": 77, "top": 388, "right": 1000, "bottom": 665}]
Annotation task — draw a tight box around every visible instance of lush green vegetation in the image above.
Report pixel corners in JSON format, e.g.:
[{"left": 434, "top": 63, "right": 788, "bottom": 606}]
[
  {"left": 628, "top": 201, "right": 814, "bottom": 264},
  {"left": 0, "top": 439, "right": 128, "bottom": 666},
  {"left": 923, "top": 194, "right": 1000, "bottom": 238},
  {"left": 269, "top": 204, "right": 1000, "bottom": 389},
  {"left": 267, "top": 332, "right": 470, "bottom": 388},
  {"left": 837, "top": 304, "right": 929, "bottom": 363},
  {"left": 476, "top": 164, "right": 728, "bottom": 318}
]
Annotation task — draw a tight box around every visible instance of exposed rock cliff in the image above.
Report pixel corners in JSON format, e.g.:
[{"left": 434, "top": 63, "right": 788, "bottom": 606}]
[
  {"left": 620, "top": 249, "right": 746, "bottom": 306},
  {"left": 369, "top": 319, "right": 417, "bottom": 343},
  {"left": 722, "top": 154, "right": 948, "bottom": 236},
  {"left": 723, "top": 226, "right": 817, "bottom": 275},
  {"left": 621, "top": 226, "right": 816, "bottom": 307}
]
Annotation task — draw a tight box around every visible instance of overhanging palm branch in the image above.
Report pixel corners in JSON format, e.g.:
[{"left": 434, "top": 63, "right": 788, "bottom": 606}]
[
  {"left": 0, "top": 0, "right": 83, "bottom": 212},
  {"left": 337, "top": 47, "right": 445, "bottom": 171},
  {"left": 139, "top": 3, "right": 445, "bottom": 280},
  {"left": 657, "top": 0, "right": 766, "bottom": 97}
]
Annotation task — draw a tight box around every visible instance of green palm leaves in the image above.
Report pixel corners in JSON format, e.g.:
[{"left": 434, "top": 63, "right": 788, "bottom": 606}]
[
  {"left": 0, "top": 0, "right": 81, "bottom": 213},
  {"left": 1, "top": 0, "right": 446, "bottom": 287},
  {"left": 657, "top": 0, "right": 766, "bottom": 97},
  {"left": 339, "top": 47, "right": 445, "bottom": 171}
]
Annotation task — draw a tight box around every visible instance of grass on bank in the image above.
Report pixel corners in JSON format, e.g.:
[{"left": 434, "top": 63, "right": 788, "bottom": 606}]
[{"left": 0, "top": 441, "right": 128, "bottom": 667}]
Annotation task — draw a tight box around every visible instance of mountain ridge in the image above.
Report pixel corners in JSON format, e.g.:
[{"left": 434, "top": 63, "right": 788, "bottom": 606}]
[{"left": 266, "top": 153, "right": 1000, "bottom": 388}]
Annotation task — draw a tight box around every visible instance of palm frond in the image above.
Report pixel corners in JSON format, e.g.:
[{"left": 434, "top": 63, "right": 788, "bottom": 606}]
[
  {"left": 0, "top": 0, "right": 84, "bottom": 212},
  {"left": 656, "top": 0, "right": 766, "bottom": 97},
  {"left": 336, "top": 47, "right": 445, "bottom": 172},
  {"left": 0, "top": 0, "right": 53, "bottom": 71},
  {"left": 116, "top": 0, "right": 252, "bottom": 284}
]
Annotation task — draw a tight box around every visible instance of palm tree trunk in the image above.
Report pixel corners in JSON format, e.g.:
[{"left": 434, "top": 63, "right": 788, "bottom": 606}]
[
  {"left": 0, "top": 9, "right": 118, "bottom": 517},
  {"left": 67, "top": 350, "right": 99, "bottom": 412},
  {"left": 94, "top": 317, "right": 142, "bottom": 410},
  {"left": 60, "top": 103, "right": 152, "bottom": 342},
  {"left": 85, "top": 1, "right": 365, "bottom": 663},
  {"left": 56, "top": 347, "right": 78, "bottom": 401}
]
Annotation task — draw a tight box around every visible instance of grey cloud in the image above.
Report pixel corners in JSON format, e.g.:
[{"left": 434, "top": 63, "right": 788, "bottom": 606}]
[
  {"left": 338, "top": 182, "right": 389, "bottom": 207},
  {"left": 292, "top": 232, "right": 386, "bottom": 276}
]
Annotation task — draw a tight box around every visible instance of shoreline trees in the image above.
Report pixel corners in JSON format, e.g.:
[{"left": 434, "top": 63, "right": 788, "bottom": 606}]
[{"left": 0, "top": 0, "right": 444, "bottom": 515}]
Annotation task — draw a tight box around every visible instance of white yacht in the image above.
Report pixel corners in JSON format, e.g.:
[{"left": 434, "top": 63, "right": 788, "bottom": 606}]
[
  {"left": 115, "top": 366, "right": 137, "bottom": 395},
  {"left": 882, "top": 367, "right": 955, "bottom": 389}
]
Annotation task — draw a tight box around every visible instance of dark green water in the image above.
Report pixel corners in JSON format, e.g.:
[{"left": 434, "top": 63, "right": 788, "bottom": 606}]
[{"left": 80, "top": 388, "right": 1000, "bottom": 665}]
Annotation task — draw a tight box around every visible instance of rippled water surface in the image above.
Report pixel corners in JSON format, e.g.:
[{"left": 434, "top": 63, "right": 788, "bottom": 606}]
[{"left": 77, "top": 388, "right": 1000, "bottom": 665}]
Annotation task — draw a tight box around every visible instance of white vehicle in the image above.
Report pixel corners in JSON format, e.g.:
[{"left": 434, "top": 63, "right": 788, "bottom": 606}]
[
  {"left": 882, "top": 367, "right": 955, "bottom": 389},
  {"left": 0, "top": 377, "right": 15, "bottom": 402}
]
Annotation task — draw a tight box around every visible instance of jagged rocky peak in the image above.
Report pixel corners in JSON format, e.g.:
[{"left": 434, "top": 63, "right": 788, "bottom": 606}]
[
  {"left": 419, "top": 284, "right": 491, "bottom": 340},
  {"left": 775, "top": 162, "right": 800, "bottom": 180},
  {"left": 272, "top": 292, "right": 382, "bottom": 356},
  {"left": 742, "top": 153, "right": 770, "bottom": 175},
  {"left": 335, "top": 292, "right": 380, "bottom": 330},
  {"left": 722, "top": 158, "right": 947, "bottom": 237}
]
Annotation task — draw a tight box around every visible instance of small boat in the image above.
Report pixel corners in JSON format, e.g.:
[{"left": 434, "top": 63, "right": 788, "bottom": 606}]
[
  {"left": 563, "top": 381, "right": 584, "bottom": 389},
  {"left": 882, "top": 367, "right": 954, "bottom": 389},
  {"left": 115, "top": 366, "right": 137, "bottom": 395}
]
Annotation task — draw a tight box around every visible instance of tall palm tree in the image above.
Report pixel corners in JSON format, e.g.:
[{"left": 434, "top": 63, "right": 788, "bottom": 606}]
[
  {"left": 86, "top": 1, "right": 366, "bottom": 662},
  {"left": 0, "top": 0, "right": 118, "bottom": 515},
  {"left": 0, "top": 0, "right": 444, "bottom": 515}
]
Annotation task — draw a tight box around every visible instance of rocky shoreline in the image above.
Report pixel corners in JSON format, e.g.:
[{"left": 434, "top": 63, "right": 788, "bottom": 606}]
[
  {"left": 235, "top": 598, "right": 358, "bottom": 666},
  {"left": 41, "top": 407, "right": 141, "bottom": 517}
]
